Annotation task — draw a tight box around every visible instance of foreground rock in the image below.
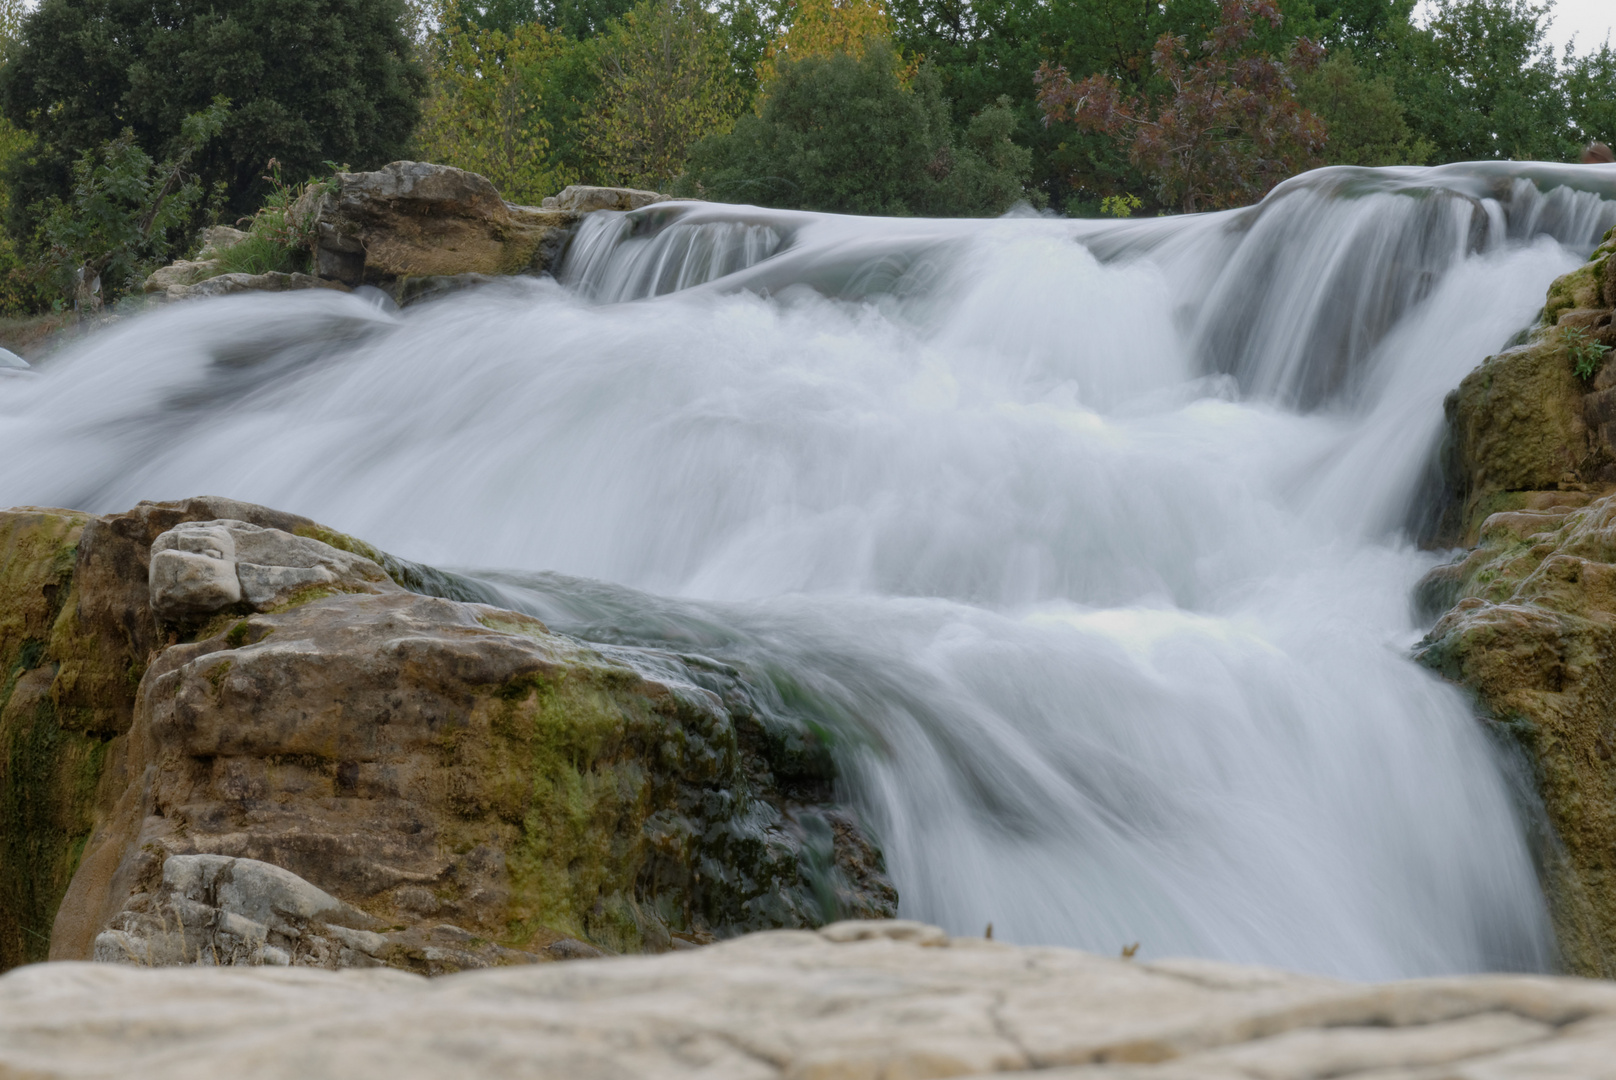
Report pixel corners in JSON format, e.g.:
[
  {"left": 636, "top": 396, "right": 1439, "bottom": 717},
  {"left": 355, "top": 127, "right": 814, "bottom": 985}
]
[
  {"left": 1, "top": 498, "right": 892, "bottom": 975},
  {"left": 5, "top": 921, "right": 1616, "bottom": 1079}
]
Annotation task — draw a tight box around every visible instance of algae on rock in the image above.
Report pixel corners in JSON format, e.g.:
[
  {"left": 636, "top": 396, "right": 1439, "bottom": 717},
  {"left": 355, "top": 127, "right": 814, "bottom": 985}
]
[{"left": 1, "top": 497, "right": 894, "bottom": 976}]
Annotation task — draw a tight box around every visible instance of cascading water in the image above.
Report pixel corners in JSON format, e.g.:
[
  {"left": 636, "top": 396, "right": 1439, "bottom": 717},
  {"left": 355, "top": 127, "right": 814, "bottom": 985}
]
[{"left": 7, "top": 162, "right": 1616, "bottom": 980}]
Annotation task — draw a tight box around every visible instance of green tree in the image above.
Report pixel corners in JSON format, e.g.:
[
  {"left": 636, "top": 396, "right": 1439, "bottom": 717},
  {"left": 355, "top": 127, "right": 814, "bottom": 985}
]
[
  {"left": 685, "top": 44, "right": 1032, "bottom": 216},
  {"left": 581, "top": 0, "right": 745, "bottom": 191},
  {"left": 414, "top": 13, "right": 577, "bottom": 202},
  {"left": 0, "top": 0, "right": 426, "bottom": 243},
  {"left": 1563, "top": 42, "right": 1616, "bottom": 151},
  {"left": 1389, "top": 0, "right": 1568, "bottom": 162},
  {"left": 1296, "top": 51, "right": 1430, "bottom": 165},
  {"left": 40, "top": 100, "right": 228, "bottom": 309}
]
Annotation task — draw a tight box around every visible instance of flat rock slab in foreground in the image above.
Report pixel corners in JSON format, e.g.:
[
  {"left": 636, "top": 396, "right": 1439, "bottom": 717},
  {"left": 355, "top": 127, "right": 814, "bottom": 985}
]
[{"left": 4, "top": 923, "right": 1616, "bottom": 1080}]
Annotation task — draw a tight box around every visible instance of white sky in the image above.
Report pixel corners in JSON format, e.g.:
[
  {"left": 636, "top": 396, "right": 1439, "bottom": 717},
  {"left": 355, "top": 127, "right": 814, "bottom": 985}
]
[
  {"left": 1541, "top": 0, "right": 1616, "bottom": 53},
  {"left": 1417, "top": 0, "right": 1616, "bottom": 55}
]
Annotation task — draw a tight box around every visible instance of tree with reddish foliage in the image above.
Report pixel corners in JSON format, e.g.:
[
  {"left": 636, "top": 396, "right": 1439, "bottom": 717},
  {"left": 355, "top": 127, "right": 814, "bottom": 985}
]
[{"left": 1035, "top": 0, "right": 1326, "bottom": 214}]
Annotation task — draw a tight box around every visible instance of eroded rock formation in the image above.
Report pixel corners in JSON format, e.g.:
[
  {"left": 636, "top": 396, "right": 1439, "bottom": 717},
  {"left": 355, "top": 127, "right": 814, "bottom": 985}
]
[
  {"left": 301, "top": 162, "right": 583, "bottom": 291},
  {"left": 5, "top": 920, "right": 1616, "bottom": 1079},
  {"left": 1434, "top": 228, "right": 1616, "bottom": 545},
  {"left": 1419, "top": 227, "right": 1616, "bottom": 977},
  {"left": 0, "top": 497, "right": 893, "bottom": 975}
]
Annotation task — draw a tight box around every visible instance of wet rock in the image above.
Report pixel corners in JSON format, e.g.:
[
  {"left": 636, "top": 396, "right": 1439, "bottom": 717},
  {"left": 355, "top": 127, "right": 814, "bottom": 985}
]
[
  {"left": 6, "top": 924, "right": 1616, "bottom": 1079},
  {"left": 1416, "top": 493, "right": 1616, "bottom": 976}
]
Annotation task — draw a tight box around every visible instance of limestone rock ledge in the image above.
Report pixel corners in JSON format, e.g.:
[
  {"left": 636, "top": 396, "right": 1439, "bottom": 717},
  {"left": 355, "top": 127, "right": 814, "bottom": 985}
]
[
  {"left": 4, "top": 921, "right": 1616, "bottom": 1079},
  {"left": 1, "top": 498, "right": 893, "bottom": 975}
]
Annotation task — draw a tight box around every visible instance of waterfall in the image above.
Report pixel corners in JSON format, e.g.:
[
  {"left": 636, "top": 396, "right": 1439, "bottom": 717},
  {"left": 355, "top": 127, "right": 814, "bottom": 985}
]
[{"left": 7, "top": 162, "right": 1616, "bottom": 979}]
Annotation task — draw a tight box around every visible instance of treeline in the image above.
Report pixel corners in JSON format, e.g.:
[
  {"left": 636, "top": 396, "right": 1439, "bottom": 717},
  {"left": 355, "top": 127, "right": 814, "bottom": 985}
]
[{"left": 0, "top": 0, "right": 1611, "bottom": 314}]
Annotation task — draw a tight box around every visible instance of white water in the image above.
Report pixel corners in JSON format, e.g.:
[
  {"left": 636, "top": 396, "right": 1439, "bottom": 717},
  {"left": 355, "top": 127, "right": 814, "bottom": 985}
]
[{"left": 7, "top": 162, "right": 1616, "bottom": 978}]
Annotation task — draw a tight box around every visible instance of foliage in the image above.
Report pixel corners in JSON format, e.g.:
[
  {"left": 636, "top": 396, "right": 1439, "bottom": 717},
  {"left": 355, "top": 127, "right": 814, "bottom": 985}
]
[
  {"left": 39, "top": 101, "right": 229, "bottom": 309},
  {"left": 685, "top": 45, "right": 1032, "bottom": 216},
  {"left": 758, "top": 0, "right": 906, "bottom": 84},
  {"left": 1565, "top": 326, "right": 1612, "bottom": 381},
  {"left": 1101, "top": 193, "right": 1142, "bottom": 218},
  {"left": 581, "top": 0, "right": 745, "bottom": 191},
  {"left": 415, "top": 13, "right": 577, "bottom": 203},
  {"left": 0, "top": 0, "right": 426, "bottom": 243},
  {"left": 1562, "top": 42, "right": 1616, "bottom": 153},
  {"left": 1036, "top": 0, "right": 1326, "bottom": 214},
  {"left": 1386, "top": 0, "right": 1568, "bottom": 163},
  {"left": 1295, "top": 51, "right": 1429, "bottom": 166},
  {"left": 207, "top": 162, "right": 331, "bottom": 278}
]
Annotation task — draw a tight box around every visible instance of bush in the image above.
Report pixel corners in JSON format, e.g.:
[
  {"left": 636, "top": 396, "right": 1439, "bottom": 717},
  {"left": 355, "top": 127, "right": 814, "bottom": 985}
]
[
  {"left": 39, "top": 101, "right": 229, "bottom": 308},
  {"left": 684, "top": 44, "right": 1032, "bottom": 216}
]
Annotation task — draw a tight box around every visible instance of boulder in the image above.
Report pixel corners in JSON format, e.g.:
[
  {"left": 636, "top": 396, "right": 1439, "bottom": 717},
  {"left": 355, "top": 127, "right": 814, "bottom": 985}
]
[
  {"left": 548, "top": 184, "right": 669, "bottom": 213},
  {"left": 148, "top": 519, "right": 400, "bottom": 621},
  {"left": 5, "top": 922, "right": 1616, "bottom": 1079},
  {"left": 1434, "top": 228, "right": 1616, "bottom": 545},
  {"left": 142, "top": 258, "right": 220, "bottom": 292},
  {"left": 196, "top": 225, "right": 250, "bottom": 259},
  {"left": 1, "top": 497, "right": 894, "bottom": 977},
  {"left": 300, "top": 161, "right": 582, "bottom": 289}
]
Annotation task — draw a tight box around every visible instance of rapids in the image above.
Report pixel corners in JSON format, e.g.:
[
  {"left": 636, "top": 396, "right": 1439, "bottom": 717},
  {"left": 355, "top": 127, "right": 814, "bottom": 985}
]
[{"left": 6, "top": 162, "right": 1616, "bottom": 979}]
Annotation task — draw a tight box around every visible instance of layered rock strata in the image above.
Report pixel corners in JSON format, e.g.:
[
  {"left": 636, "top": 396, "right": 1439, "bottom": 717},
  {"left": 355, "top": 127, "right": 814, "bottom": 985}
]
[
  {"left": 5, "top": 920, "right": 1616, "bottom": 1079},
  {"left": 0, "top": 498, "right": 892, "bottom": 975}
]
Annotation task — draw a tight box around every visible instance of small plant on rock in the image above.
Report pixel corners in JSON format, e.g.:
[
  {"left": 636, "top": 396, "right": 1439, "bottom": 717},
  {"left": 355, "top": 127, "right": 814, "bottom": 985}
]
[
  {"left": 209, "top": 161, "right": 330, "bottom": 278},
  {"left": 1564, "top": 325, "right": 1612, "bottom": 380}
]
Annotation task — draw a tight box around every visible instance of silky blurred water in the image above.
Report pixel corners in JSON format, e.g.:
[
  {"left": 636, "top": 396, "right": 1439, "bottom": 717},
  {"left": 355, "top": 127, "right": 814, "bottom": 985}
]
[{"left": 7, "top": 162, "right": 1616, "bottom": 978}]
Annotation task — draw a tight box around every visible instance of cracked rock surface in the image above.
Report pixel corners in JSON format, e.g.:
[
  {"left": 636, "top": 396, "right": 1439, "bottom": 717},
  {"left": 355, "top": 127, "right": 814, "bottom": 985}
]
[{"left": 5, "top": 921, "right": 1616, "bottom": 1079}]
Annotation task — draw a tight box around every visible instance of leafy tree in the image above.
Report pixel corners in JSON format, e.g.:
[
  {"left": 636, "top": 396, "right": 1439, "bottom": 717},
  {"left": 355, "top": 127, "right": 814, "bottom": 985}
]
[
  {"left": 1388, "top": 0, "right": 1568, "bottom": 162},
  {"left": 684, "top": 44, "right": 1032, "bottom": 216},
  {"left": 414, "top": 13, "right": 576, "bottom": 202},
  {"left": 1037, "top": 0, "right": 1325, "bottom": 213},
  {"left": 40, "top": 99, "right": 229, "bottom": 309},
  {"left": 581, "top": 0, "right": 745, "bottom": 190},
  {"left": 0, "top": 0, "right": 426, "bottom": 242},
  {"left": 1296, "top": 51, "right": 1430, "bottom": 165},
  {"left": 1562, "top": 42, "right": 1616, "bottom": 151},
  {"left": 758, "top": 0, "right": 907, "bottom": 84}
]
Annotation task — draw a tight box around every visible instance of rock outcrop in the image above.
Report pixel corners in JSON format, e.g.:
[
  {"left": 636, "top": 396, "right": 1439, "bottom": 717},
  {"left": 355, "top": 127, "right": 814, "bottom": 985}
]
[
  {"left": 1418, "top": 229, "right": 1616, "bottom": 977},
  {"left": 1433, "top": 228, "right": 1616, "bottom": 545},
  {"left": 302, "top": 161, "right": 583, "bottom": 291},
  {"left": 1417, "top": 494, "right": 1616, "bottom": 978},
  {"left": 6, "top": 921, "right": 1616, "bottom": 1079},
  {"left": 0, "top": 498, "right": 892, "bottom": 976},
  {"left": 139, "top": 164, "right": 671, "bottom": 305}
]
